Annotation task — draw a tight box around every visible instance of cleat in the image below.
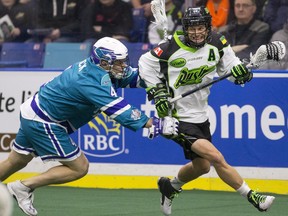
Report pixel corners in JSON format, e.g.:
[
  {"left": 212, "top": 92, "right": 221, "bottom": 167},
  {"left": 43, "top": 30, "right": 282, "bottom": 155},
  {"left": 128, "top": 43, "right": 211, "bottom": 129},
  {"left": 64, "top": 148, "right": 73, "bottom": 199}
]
[
  {"left": 7, "top": 180, "right": 38, "bottom": 216},
  {"left": 247, "top": 190, "right": 275, "bottom": 212},
  {"left": 158, "top": 177, "right": 182, "bottom": 215}
]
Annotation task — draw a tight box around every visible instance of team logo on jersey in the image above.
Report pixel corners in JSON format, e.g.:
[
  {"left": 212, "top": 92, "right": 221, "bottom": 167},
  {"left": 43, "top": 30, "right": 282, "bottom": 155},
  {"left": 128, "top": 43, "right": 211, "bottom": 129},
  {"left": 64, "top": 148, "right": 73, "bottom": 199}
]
[
  {"left": 101, "top": 74, "right": 112, "bottom": 86},
  {"left": 153, "top": 47, "right": 163, "bottom": 57},
  {"left": 78, "top": 113, "right": 125, "bottom": 158},
  {"left": 131, "top": 109, "right": 141, "bottom": 120},
  {"left": 174, "top": 65, "right": 216, "bottom": 89},
  {"left": 170, "top": 58, "right": 186, "bottom": 68}
]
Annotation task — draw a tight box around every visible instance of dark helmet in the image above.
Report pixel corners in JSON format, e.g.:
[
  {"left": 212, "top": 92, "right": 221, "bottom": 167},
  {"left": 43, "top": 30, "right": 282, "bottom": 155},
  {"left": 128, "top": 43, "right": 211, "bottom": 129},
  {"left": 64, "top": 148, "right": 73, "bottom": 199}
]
[{"left": 182, "top": 6, "right": 212, "bottom": 48}]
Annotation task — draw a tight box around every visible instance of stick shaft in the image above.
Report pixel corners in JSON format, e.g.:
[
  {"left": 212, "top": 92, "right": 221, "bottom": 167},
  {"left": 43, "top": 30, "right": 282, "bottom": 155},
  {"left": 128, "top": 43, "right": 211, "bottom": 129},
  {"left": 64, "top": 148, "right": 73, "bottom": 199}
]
[{"left": 169, "top": 72, "right": 232, "bottom": 104}]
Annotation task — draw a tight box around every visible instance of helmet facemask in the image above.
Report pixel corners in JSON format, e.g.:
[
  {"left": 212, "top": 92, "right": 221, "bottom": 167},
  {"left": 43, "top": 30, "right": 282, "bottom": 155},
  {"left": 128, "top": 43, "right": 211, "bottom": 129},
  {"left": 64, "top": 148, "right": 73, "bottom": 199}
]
[
  {"left": 100, "top": 58, "right": 129, "bottom": 79},
  {"left": 182, "top": 7, "right": 212, "bottom": 48}
]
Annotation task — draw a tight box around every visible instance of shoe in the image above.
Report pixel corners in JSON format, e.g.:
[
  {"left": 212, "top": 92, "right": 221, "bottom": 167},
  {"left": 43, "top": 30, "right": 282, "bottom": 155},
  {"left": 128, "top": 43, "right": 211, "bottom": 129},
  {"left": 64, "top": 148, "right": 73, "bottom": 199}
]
[
  {"left": 157, "top": 177, "right": 182, "bottom": 215},
  {"left": 247, "top": 190, "right": 275, "bottom": 212},
  {"left": 7, "top": 180, "right": 38, "bottom": 216}
]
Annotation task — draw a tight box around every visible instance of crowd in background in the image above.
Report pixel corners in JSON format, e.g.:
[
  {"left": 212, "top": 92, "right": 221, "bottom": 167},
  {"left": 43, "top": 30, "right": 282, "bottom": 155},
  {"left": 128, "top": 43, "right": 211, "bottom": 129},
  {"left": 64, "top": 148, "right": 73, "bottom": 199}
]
[{"left": 0, "top": 0, "right": 287, "bottom": 69}]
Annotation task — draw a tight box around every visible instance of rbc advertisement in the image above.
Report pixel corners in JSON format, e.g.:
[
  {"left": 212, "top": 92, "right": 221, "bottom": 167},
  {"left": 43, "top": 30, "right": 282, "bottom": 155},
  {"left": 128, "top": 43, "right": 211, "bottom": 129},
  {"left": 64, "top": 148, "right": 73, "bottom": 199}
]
[{"left": 70, "top": 73, "right": 288, "bottom": 168}]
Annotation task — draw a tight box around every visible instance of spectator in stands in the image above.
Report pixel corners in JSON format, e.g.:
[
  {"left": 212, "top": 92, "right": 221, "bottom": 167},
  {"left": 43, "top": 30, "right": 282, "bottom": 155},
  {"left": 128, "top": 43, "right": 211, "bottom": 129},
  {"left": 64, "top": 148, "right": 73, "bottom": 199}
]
[
  {"left": 30, "top": 0, "right": 86, "bottom": 43},
  {"left": 172, "top": 0, "right": 184, "bottom": 11},
  {"left": 81, "top": 0, "right": 133, "bottom": 43},
  {"left": 131, "top": 0, "right": 153, "bottom": 43},
  {"left": 253, "top": 0, "right": 267, "bottom": 20},
  {"left": 19, "top": 0, "right": 31, "bottom": 3},
  {"left": 195, "top": 0, "right": 266, "bottom": 26},
  {"left": 148, "top": 0, "right": 182, "bottom": 45},
  {"left": 203, "top": 0, "right": 232, "bottom": 31},
  {"left": 229, "top": 0, "right": 267, "bottom": 21},
  {"left": 0, "top": 0, "right": 35, "bottom": 42},
  {"left": 218, "top": 0, "right": 270, "bottom": 60},
  {"left": 260, "top": 18, "right": 288, "bottom": 70},
  {"left": 131, "top": 0, "right": 152, "bottom": 18},
  {"left": 263, "top": 0, "right": 288, "bottom": 35}
]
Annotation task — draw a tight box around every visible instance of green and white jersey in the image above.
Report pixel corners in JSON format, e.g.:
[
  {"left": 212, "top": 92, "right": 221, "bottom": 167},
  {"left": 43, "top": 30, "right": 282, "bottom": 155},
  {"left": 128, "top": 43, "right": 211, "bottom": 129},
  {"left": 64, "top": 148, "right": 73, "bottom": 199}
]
[{"left": 139, "top": 30, "right": 242, "bottom": 123}]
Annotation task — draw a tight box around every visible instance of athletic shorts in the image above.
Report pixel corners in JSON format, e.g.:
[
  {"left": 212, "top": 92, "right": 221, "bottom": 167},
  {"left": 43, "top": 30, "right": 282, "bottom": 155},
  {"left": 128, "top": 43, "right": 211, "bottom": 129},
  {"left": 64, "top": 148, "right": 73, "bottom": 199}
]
[
  {"left": 172, "top": 120, "right": 212, "bottom": 161},
  {"left": 13, "top": 115, "right": 81, "bottom": 162}
]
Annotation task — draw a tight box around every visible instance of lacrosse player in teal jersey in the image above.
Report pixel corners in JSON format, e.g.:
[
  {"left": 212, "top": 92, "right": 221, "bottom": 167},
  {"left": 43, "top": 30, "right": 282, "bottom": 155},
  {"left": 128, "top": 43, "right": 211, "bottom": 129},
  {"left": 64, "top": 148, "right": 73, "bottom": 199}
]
[
  {"left": 139, "top": 6, "right": 275, "bottom": 215},
  {"left": 0, "top": 37, "right": 179, "bottom": 216}
]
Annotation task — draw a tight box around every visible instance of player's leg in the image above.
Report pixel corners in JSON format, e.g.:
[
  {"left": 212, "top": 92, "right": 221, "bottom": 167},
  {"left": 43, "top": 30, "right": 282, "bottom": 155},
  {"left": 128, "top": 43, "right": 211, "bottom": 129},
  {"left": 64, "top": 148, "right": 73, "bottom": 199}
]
[
  {"left": 0, "top": 149, "right": 33, "bottom": 181},
  {"left": 21, "top": 152, "right": 89, "bottom": 188},
  {"left": 7, "top": 153, "right": 88, "bottom": 216},
  {"left": 177, "top": 158, "right": 210, "bottom": 182},
  {"left": 157, "top": 122, "right": 212, "bottom": 215},
  {"left": 192, "top": 138, "right": 243, "bottom": 189},
  {"left": 192, "top": 139, "right": 275, "bottom": 212},
  {"left": 7, "top": 118, "right": 88, "bottom": 216},
  {"left": 158, "top": 158, "right": 210, "bottom": 215}
]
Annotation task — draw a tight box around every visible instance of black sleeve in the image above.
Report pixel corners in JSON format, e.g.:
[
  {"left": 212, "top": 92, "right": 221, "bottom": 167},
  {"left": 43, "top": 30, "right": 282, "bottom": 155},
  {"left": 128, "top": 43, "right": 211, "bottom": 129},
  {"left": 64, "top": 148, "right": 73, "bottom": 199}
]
[{"left": 209, "top": 31, "right": 229, "bottom": 59}]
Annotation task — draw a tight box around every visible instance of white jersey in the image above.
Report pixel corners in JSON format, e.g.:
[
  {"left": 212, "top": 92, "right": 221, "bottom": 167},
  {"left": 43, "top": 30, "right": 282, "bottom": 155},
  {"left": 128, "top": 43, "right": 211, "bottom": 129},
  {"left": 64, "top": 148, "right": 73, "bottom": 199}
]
[{"left": 139, "top": 31, "right": 242, "bottom": 123}]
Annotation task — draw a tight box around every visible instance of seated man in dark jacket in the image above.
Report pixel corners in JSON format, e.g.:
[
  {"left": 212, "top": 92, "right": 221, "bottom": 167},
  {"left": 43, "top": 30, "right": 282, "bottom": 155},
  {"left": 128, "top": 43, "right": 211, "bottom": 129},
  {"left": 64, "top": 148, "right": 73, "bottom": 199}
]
[
  {"left": 218, "top": 0, "right": 270, "bottom": 60},
  {"left": 81, "top": 0, "right": 133, "bottom": 43}
]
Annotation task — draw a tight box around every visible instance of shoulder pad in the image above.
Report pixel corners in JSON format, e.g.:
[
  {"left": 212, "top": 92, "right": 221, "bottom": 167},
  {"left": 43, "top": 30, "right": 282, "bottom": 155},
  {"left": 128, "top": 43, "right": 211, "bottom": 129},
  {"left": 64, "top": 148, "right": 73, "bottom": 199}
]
[
  {"left": 150, "top": 37, "right": 175, "bottom": 60},
  {"left": 210, "top": 31, "right": 229, "bottom": 49},
  {"left": 209, "top": 31, "right": 230, "bottom": 58}
]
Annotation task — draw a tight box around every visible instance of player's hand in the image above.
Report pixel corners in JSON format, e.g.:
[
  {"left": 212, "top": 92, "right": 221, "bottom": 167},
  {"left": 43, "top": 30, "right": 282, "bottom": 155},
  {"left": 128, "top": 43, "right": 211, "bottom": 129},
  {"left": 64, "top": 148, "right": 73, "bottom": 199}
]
[
  {"left": 155, "top": 98, "right": 170, "bottom": 117},
  {"left": 146, "top": 83, "right": 170, "bottom": 117},
  {"left": 148, "top": 116, "right": 179, "bottom": 139},
  {"left": 231, "top": 64, "right": 253, "bottom": 85}
]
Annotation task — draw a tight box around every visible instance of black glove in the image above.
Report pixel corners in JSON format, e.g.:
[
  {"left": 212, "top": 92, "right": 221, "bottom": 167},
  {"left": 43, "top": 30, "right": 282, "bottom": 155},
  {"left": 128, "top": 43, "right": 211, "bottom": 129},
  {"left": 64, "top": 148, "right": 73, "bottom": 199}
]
[
  {"left": 231, "top": 64, "right": 253, "bottom": 85},
  {"left": 146, "top": 83, "right": 170, "bottom": 118}
]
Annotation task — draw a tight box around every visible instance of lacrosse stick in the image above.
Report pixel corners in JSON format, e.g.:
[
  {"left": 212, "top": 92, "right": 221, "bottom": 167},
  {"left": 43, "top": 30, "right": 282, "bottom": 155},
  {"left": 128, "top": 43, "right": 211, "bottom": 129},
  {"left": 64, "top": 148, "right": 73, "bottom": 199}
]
[
  {"left": 151, "top": 0, "right": 168, "bottom": 41},
  {"left": 151, "top": 0, "right": 174, "bottom": 116},
  {"left": 169, "top": 41, "right": 286, "bottom": 104}
]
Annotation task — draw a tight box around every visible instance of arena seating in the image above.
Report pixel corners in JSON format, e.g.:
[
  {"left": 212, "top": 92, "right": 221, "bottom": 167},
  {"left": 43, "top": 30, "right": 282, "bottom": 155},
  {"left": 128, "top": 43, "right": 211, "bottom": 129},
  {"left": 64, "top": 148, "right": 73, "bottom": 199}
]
[
  {"left": 130, "top": 8, "right": 148, "bottom": 43},
  {"left": 0, "top": 42, "right": 45, "bottom": 68},
  {"left": 43, "top": 42, "right": 92, "bottom": 69},
  {"left": 0, "top": 41, "right": 153, "bottom": 70}
]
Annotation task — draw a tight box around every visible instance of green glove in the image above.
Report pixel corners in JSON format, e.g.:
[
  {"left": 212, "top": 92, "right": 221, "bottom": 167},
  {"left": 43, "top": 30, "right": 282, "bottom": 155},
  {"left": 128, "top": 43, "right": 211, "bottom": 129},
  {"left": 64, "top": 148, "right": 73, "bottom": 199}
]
[
  {"left": 146, "top": 83, "right": 170, "bottom": 118},
  {"left": 231, "top": 64, "right": 253, "bottom": 85}
]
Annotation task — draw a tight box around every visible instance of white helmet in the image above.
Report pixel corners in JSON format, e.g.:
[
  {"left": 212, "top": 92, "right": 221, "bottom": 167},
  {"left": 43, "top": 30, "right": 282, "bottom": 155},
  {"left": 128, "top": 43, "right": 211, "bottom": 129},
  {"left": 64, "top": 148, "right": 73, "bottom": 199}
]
[{"left": 91, "top": 37, "right": 129, "bottom": 79}]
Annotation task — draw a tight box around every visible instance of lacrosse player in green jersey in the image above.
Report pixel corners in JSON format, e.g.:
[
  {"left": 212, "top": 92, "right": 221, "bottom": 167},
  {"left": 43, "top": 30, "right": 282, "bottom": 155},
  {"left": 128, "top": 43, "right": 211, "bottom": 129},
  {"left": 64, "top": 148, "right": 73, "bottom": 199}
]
[{"left": 139, "top": 6, "right": 274, "bottom": 215}]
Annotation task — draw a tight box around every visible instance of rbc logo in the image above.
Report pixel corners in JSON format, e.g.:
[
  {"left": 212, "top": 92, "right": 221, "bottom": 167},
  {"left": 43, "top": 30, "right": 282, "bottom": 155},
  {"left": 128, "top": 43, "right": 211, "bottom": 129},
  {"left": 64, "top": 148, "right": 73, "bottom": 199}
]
[{"left": 79, "top": 113, "right": 125, "bottom": 157}]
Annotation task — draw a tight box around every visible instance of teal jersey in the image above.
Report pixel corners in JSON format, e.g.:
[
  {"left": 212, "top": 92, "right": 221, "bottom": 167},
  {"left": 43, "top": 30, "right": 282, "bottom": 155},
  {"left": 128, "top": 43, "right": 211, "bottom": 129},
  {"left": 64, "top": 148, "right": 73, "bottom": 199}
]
[{"left": 38, "top": 57, "right": 149, "bottom": 132}]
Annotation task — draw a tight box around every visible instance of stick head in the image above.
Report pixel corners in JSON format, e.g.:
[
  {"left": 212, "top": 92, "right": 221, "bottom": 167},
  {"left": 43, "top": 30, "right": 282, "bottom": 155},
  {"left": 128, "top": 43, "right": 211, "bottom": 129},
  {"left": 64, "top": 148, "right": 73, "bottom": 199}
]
[
  {"left": 151, "top": 0, "right": 168, "bottom": 39},
  {"left": 248, "top": 41, "right": 286, "bottom": 68},
  {"left": 268, "top": 41, "right": 286, "bottom": 60}
]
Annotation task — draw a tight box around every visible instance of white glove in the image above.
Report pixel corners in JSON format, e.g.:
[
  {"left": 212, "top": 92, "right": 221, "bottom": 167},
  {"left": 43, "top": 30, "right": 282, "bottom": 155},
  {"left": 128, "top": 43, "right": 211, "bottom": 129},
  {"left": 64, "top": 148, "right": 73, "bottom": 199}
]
[{"left": 148, "top": 116, "right": 179, "bottom": 139}]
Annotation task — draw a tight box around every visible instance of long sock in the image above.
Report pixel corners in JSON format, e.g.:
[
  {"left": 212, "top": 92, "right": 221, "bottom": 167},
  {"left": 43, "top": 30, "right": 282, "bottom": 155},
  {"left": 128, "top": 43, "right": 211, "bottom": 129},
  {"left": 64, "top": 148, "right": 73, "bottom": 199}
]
[
  {"left": 170, "top": 176, "right": 185, "bottom": 190},
  {"left": 236, "top": 181, "right": 251, "bottom": 198}
]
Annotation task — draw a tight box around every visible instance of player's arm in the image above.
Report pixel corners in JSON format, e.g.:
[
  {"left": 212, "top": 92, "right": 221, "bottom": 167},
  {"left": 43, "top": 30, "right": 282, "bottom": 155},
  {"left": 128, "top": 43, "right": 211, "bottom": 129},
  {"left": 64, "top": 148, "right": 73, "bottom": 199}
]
[
  {"left": 80, "top": 79, "right": 178, "bottom": 138},
  {"left": 117, "top": 66, "right": 148, "bottom": 88},
  {"left": 215, "top": 33, "right": 253, "bottom": 85}
]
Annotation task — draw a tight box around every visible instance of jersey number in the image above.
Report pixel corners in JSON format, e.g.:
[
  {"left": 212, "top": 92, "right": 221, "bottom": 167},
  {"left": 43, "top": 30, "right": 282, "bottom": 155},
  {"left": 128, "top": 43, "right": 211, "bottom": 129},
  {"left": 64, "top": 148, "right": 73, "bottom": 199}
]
[{"left": 111, "top": 87, "right": 117, "bottom": 97}]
